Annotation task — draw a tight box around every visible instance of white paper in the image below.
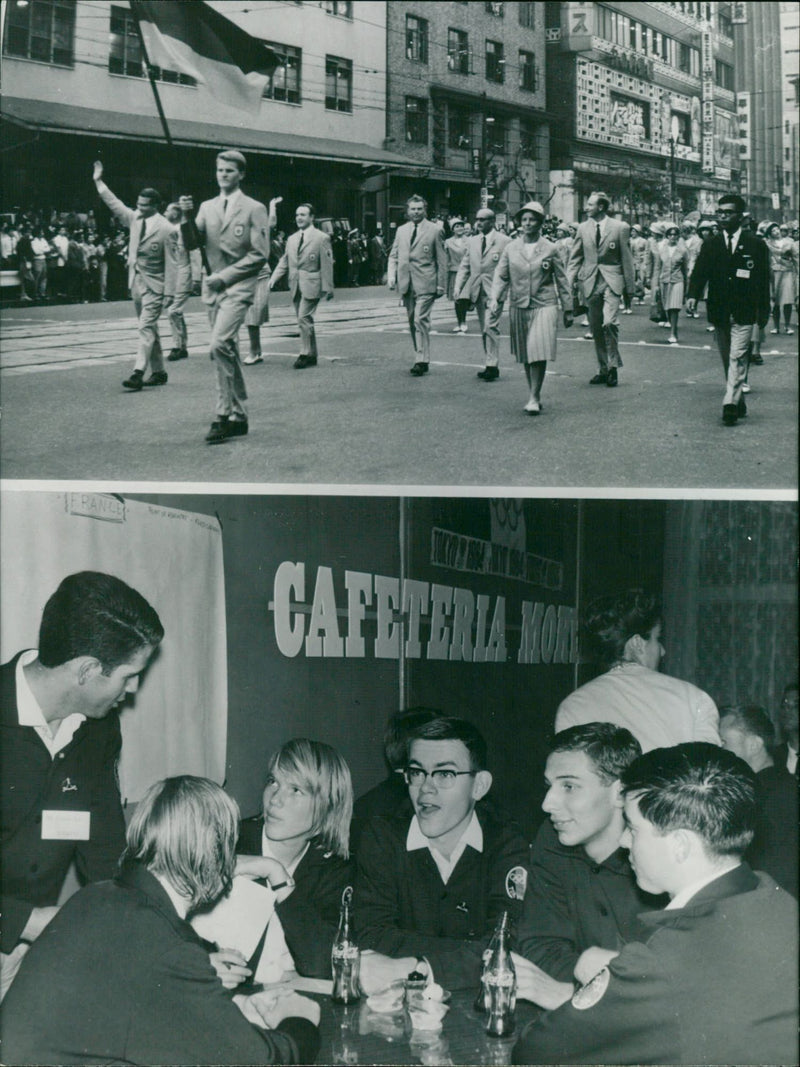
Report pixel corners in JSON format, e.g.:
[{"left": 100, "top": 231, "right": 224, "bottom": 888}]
[
  {"left": 41, "top": 810, "right": 91, "bottom": 841},
  {"left": 191, "top": 876, "right": 276, "bottom": 959}
]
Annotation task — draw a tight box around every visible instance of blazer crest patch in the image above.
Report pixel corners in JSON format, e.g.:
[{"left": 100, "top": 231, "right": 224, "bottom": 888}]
[
  {"left": 572, "top": 968, "right": 610, "bottom": 1010},
  {"left": 234, "top": 224, "right": 244, "bottom": 237},
  {"left": 505, "top": 865, "right": 528, "bottom": 900}
]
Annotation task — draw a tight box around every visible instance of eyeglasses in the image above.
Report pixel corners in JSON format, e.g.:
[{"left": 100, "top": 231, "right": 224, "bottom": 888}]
[
  {"left": 715, "top": 209, "right": 737, "bottom": 218},
  {"left": 404, "top": 766, "right": 477, "bottom": 789}
]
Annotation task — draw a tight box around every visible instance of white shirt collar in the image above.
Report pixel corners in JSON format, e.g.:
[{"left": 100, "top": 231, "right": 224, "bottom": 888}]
[
  {"left": 220, "top": 189, "right": 242, "bottom": 212},
  {"left": 16, "top": 650, "right": 86, "bottom": 758},
  {"left": 666, "top": 861, "right": 742, "bottom": 910},
  {"left": 407, "top": 810, "right": 483, "bottom": 884}
]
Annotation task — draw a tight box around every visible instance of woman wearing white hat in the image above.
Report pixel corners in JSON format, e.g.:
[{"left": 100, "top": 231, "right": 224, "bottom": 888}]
[
  {"left": 489, "top": 201, "right": 573, "bottom": 414},
  {"left": 765, "top": 222, "right": 796, "bottom": 335},
  {"left": 652, "top": 223, "right": 689, "bottom": 344}
]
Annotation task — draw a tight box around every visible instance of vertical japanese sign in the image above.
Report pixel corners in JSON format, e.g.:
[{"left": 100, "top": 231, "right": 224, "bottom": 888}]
[
  {"left": 560, "top": 2, "right": 594, "bottom": 52},
  {"left": 701, "top": 24, "right": 715, "bottom": 174}
]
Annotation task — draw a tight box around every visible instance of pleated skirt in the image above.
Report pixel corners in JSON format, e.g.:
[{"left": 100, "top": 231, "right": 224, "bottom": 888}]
[
  {"left": 509, "top": 304, "right": 559, "bottom": 364},
  {"left": 772, "top": 271, "right": 796, "bottom": 305},
  {"left": 660, "top": 280, "right": 685, "bottom": 311},
  {"left": 447, "top": 270, "right": 460, "bottom": 301}
]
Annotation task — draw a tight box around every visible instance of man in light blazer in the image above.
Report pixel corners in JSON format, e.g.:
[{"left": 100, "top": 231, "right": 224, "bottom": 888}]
[
  {"left": 388, "top": 195, "right": 447, "bottom": 376},
  {"left": 454, "top": 208, "right": 511, "bottom": 381},
  {"left": 93, "top": 161, "right": 172, "bottom": 391},
  {"left": 269, "top": 203, "right": 334, "bottom": 368},
  {"left": 163, "top": 202, "right": 193, "bottom": 363},
  {"left": 568, "top": 191, "right": 635, "bottom": 387},
  {"left": 179, "top": 149, "right": 269, "bottom": 445}
]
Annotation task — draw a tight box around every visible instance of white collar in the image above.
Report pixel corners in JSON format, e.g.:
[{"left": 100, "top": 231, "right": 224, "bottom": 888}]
[
  {"left": 220, "top": 189, "right": 242, "bottom": 210},
  {"left": 16, "top": 650, "right": 86, "bottom": 755},
  {"left": 260, "top": 827, "right": 310, "bottom": 876},
  {"left": 406, "top": 810, "right": 483, "bottom": 854},
  {"left": 667, "top": 862, "right": 742, "bottom": 910}
]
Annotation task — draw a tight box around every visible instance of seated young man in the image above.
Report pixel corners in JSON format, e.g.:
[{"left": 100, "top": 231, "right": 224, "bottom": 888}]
[
  {"left": 718, "top": 704, "right": 798, "bottom": 898},
  {"left": 513, "top": 724, "right": 665, "bottom": 1007},
  {"left": 356, "top": 716, "right": 530, "bottom": 992},
  {"left": 512, "top": 743, "right": 799, "bottom": 1066}
]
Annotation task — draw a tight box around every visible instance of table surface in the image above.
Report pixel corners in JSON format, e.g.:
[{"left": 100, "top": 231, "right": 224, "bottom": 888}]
[{"left": 312, "top": 988, "right": 542, "bottom": 1066}]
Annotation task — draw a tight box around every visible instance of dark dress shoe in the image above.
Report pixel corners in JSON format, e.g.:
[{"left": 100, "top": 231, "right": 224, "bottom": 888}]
[
  {"left": 142, "top": 371, "right": 168, "bottom": 387},
  {"left": 167, "top": 348, "right": 188, "bottom": 361},
  {"left": 737, "top": 397, "right": 747, "bottom": 418},
  {"left": 205, "top": 417, "right": 248, "bottom": 444},
  {"left": 477, "top": 366, "right": 499, "bottom": 381},
  {"left": 722, "top": 404, "right": 739, "bottom": 426},
  {"left": 606, "top": 368, "right": 618, "bottom": 387},
  {"left": 294, "top": 354, "right": 317, "bottom": 369},
  {"left": 410, "top": 362, "right": 429, "bottom": 376},
  {"left": 749, "top": 354, "right": 764, "bottom": 365},
  {"left": 589, "top": 372, "right": 607, "bottom": 384},
  {"left": 123, "top": 370, "right": 144, "bottom": 391}
]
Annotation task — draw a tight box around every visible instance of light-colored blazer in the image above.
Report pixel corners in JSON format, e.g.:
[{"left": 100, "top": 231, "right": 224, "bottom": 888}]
[
  {"left": 95, "top": 182, "right": 171, "bottom": 294},
  {"left": 491, "top": 236, "right": 572, "bottom": 309},
  {"left": 387, "top": 219, "right": 447, "bottom": 296},
  {"left": 652, "top": 242, "right": 689, "bottom": 289},
  {"left": 444, "top": 235, "right": 468, "bottom": 273},
  {"left": 568, "top": 216, "right": 635, "bottom": 297},
  {"left": 270, "top": 225, "right": 334, "bottom": 300},
  {"left": 453, "top": 229, "right": 512, "bottom": 302},
  {"left": 191, "top": 192, "right": 269, "bottom": 293}
]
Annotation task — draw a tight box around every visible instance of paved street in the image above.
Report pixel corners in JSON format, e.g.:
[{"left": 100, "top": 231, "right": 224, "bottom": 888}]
[{"left": 1, "top": 286, "right": 796, "bottom": 489}]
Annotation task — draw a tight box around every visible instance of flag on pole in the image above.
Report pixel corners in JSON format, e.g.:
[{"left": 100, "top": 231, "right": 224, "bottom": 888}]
[{"left": 130, "top": 1, "right": 281, "bottom": 115}]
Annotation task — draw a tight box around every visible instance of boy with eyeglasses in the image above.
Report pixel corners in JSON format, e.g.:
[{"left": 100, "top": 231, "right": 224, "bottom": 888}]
[{"left": 356, "top": 716, "right": 530, "bottom": 993}]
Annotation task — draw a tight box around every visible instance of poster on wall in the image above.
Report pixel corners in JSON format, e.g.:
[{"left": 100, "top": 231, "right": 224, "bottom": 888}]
[
  {"left": 714, "top": 109, "right": 738, "bottom": 176},
  {"left": 0, "top": 492, "right": 228, "bottom": 803}
]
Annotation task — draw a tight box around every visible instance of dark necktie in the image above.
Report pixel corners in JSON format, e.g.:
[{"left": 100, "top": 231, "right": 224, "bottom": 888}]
[
  {"left": 139, "top": 218, "right": 146, "bottom": 244},
  {"left": 222, "top": 198, "right": 227, "bottom": 215},
  {"left": 595, "top": 223, "right": 601, "bottom": 248},
  {"left": 297, "top": 231, "right": 304, "bottom": 254},
  {"left": 410, "top": 223, "right": 418, "bottom": 248},
  {"left": 481, "top": 234, "right": 487, "bottom": 256}
]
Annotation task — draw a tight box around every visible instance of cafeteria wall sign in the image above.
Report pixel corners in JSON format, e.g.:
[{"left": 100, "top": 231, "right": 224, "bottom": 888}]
[{"left": 270, "top": 562, "right": 577, "bottom": 665}]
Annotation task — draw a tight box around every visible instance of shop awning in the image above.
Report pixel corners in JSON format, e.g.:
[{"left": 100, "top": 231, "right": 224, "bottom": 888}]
[{"left": 2, "top": 96, "right": 425, "bottom": 169}]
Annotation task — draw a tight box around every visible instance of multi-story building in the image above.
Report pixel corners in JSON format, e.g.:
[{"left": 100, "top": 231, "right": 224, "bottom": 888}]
[
  {"left": 374, "top": 1, "right": 550, "bottom": 225},
  {"left": 1, "top": 0, "right": 416, "bottom": 233},
  {"left": 734, "top": 2, "right": 784, "bottom": 221},
  {"left": 544, "top": 1, "right": 738, "bottom": 223},
  {"left": 779, "top": 1, "right": 799, "bottom": 218}
]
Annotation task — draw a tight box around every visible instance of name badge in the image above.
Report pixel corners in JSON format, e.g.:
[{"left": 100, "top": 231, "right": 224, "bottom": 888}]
[
  {"left": 42, "top": 810, "right": 91, "bottom": 841},
  {"left": 736, "top": 268, "right": 750, "bottom": 279}
]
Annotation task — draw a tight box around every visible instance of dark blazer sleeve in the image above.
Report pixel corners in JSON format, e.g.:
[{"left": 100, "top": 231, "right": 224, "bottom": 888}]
[
  {"left": 687, "top": 237, "right": 713, "bottom": 302},
  {"left": 515, "top": 826, "right": 581, "bottom": 981},
  {"left": 73, "top": 715, "right": 127, "bottom": 885},
  {"left": 276, "top": 847, "right": 354, "bottom": 978}
]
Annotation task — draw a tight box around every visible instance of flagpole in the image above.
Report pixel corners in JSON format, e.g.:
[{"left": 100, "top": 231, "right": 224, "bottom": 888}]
[{"left": 131, "top": 8, "right": 210, "bottom": 273}]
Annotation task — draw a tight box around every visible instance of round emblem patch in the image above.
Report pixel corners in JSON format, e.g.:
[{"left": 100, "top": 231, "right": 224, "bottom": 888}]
[
  {"left": 571, "top": 968, "right": 610, "bottom": 1010},
  {"left": 505, "top": 866, "right": 528, "bottom": 901},
  {"left": 542, "top": 259, "right": 551, "bottom": 271},
  {"left": 492, "top": 253, "right": 499, "bottom": 261},
  {"left": 745, "top": 258, "right": 754, "bottom": 270},
  {"left": 234, "top": 224, "right": 244, "bottom": 237},
  {"left": 609, "top": 241, "right": 616, "bottom": 250},
  {"left": 422, "top": 244, "right": 429, "bottom": 253}
]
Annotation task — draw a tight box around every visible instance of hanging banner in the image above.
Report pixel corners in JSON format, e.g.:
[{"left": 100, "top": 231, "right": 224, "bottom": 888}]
[{"left": 701, "top": 24, "right": 715, "bottom": 174}]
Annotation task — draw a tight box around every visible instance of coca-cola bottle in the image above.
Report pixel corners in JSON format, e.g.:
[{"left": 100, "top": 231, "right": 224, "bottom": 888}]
[
  {"left": 474, "top": 914, "right": 503, "bottom": 1012},
  {"left": 483, "top": 911, "right": 516, "bottom": 1037},
  {"left": 331, "top": 886, "right": 360, "bottom": 1004}
]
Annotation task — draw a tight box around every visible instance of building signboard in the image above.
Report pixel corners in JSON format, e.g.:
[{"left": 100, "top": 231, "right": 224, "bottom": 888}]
[
  {"left": 560, "top": 2, "right": 594, "bottom": 52},
  {"left": 701, "top": 24, "right": 715, "bottom": 174},
  {"left": 737, "top": 91, "right": 751, "bottom": 161},
  {"left": 731, "top": 3, "right": 747, "bottom": 23},
  {"left": 714, "top": 108, "right": 738, "bottom": 177}
]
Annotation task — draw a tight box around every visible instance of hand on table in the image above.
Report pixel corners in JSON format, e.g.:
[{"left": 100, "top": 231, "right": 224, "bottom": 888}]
[
  {"left": 573, "top": 946, "right": 618, "bottom": 987},
  {"left": 359, "top": 950, "right": 416, "bottom": 995},
  {"left": 511, "top": 952, "right": 573, "bottom": 1011},
  {"left": 210, "top": 947, "right": 252, "bottom": 988}
]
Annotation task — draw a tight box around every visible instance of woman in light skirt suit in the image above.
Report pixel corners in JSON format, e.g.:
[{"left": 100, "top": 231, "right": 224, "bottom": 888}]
[
  {"left": 244, "top": 196, "right": 282, "bottom": 364},
  {"left": 652, "top": 223, "right": 689, "bottom": 344},
  {"left": 489, "top": 201, "right": 573, "bottom": 414},
  {"left": 766, "top": 222, "right": 797, "bottom": 335},
  {"left": 444, "top": 219, "right": 470, "bottom": 332}
]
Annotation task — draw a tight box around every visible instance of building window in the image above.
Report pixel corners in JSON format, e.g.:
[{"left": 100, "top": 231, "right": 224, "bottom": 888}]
[
  {"left": 717, "top": 11, "right": 733, "bottom": 38},
  {"left": 518, "top": 2, "right": 536, "bottom": 29},
  {"left": 714, "top": 59, "right": 733, "bottom": 90},
  {"left": 485, "top": 2, "right": 504, "bottom": 15},
  {"left": 324, "top": 1, "right": 353, "bottom": 16},
  {"left": 447, "top": 27, "right": 470, "bottom": 73},
  {"left": 485, "top": 115, "right": 506, "bottom": 155},
  {"left": 449, "top": 105, "right": 472, "bottom": 149},
  {"left": 520, "top": 120, "right": 538, "bottom": 158},
  {"left": 108, "top": 6, "right": 195, "bottom": 83},
  {"left": 264, "top": 42, "right": 301, "bottom": 103},
  {"left": 485, "top": 39, "right": 504, "bottom": 83},
  {"left": 4, "top": 0, "right": 75, "bottom": 66},
  {"left": 325, "top": 54, "right": 352, "bottom": 111},
  {"left": 519, "top": 49, "right": 538, "bottom": 91},
  {"left": 406, "top": 14, "right": 428, "bottom": 63},
  {"left": 405, "top": 96, "right": 428, "bottom": 143}
]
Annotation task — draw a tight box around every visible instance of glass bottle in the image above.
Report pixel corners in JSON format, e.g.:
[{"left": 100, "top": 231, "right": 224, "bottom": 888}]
[
  {"left": 474, "top": 912, "right": 503, "bottom": 1012},
  {"left": 331, "top": 885, "right": 361, "bottom": 1004},
  {"left": 484, "top": 910, "right": 516, "bottom": 1038}
]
